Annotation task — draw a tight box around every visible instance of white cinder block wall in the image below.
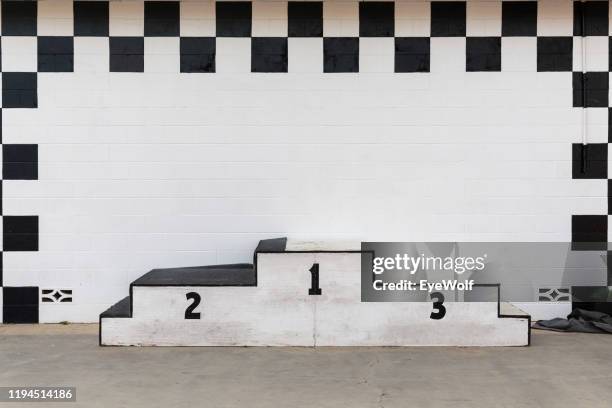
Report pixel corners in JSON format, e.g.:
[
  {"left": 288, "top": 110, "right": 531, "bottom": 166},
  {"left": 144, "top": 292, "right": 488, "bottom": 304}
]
[{"left": 0, "top": 0, "right": 608, "bottom": 322}]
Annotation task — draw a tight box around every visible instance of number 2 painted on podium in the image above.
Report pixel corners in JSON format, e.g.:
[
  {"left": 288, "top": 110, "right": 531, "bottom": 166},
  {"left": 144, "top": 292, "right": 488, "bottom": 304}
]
[{"left": 185, "top": 292, "right": 202, "bottom": 319}]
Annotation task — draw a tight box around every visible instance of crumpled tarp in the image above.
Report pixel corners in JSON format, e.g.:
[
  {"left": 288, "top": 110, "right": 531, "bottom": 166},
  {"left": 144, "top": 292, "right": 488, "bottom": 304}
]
[{"left": 534, "top": 308, "right": 612, "bottom": 334}]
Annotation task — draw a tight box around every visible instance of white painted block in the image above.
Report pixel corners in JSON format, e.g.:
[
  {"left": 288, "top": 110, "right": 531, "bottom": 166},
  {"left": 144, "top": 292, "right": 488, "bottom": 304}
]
[
  {"left": 38, "top": 0, "right": 73, "bottom": 36},
  {"left": 512, "top": 302, "right": 571, "bottom": 321},
  {"left": 585, "top": 108, "right": 609, "bottom": 143},
  {"left": 311, "top": 252, "right": 527, "bottom": 346},
  {"left": 430, "top": 37, "right": 466, "bottom": 73},
  {"left": 610, "top": 0, "right": 612, "bottom": 36},
  {"left": 286, "top": 240, "right": 360, "bottom": 251},
  {"left": 395, "top": 1, "right": 430, "bottom": 37},
  {"left": 145, "top": 37, "right": 180, "bottom": 73},
  {"left": 323, "top": 1, "right": 358, "bottom": 37},
  {"left": 252, "top": 1, "right": 287, "bottom": 37},
  {"left": 40, "top": 302, "right": 105, "bottom": 324},
  {"left": 110, "top": 1, "right": 144, "bottom": 37},
  {"left": 502, "top": 37, "right": 537, "bottom": 72},
  {"left": 74, "top": 37, "right": 109, "bottom": 73},
  {"left": 573, "top": 36, "right": 609, "bottom": 72},
  {"left": 215, "top": 38, "right": 251, "bottom": 73},
  {"left": 466, "top": 0, "right": 501, "bottom": 37},
  {"left": 359, "top": 38, "right": 394, "bottom": 73},
  {"left": 1, "top": 37, "right": 37, "bottom": 72},
  {"left": 288, "top": 38, "right": 323, "bottom": 73},
  {"left": 102, "top": 251, "right": 529, "bottom": 346},
  {"left": 105, "top": 285, "right": 314, "bottom": 346},
  {"left": 180, "top": 1, "right": 215, "bottom": 37},
  {"left": 315, "top": 302, "right": 528, "bottom": 346},
  {"left": 537, "top": 0, "right": 573, "bottom": 37}
]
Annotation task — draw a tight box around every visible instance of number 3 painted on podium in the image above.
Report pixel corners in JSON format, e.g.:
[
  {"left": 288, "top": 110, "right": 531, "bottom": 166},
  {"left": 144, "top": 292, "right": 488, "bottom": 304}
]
[{"left": 430, "top": 292, "right": 446, "bottom": 320}]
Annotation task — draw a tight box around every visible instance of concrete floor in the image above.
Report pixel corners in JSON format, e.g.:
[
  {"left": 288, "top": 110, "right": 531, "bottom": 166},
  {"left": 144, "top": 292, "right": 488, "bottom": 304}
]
[{"left": 0, "top": 325, "right": 611, "bottom": 408}]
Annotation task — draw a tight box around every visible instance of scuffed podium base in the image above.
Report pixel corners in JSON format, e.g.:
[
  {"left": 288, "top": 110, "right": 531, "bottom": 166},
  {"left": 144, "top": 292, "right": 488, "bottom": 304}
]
[{"left": 100, "top": 239, "right": 530, "bottom": 347}]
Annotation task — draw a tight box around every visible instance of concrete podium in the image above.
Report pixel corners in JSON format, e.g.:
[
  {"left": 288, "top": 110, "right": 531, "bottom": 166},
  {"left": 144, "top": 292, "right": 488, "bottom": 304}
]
[{"left": 100, "top": 238, "right": 530, "bottom": 346}]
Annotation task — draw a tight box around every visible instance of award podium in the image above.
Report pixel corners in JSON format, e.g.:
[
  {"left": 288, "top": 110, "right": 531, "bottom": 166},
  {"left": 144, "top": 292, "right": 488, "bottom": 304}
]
[{"left": 100, "top": 238, "right": 530, "bottom": 346}]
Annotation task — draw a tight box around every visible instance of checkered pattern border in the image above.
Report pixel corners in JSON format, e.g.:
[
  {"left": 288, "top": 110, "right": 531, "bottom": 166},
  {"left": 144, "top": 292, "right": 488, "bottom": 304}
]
[{"left": 0, "top": 0, "right": 610, "bottom": 322}]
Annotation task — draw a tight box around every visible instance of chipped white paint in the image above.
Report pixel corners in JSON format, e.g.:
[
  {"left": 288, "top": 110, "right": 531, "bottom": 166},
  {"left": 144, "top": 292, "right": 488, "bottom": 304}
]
[
  {"left": 101, "top": 251, "right": 529, "bottom": 346},
  {"left": 285, "top": 239, "right": 361, "bottom": 251}
]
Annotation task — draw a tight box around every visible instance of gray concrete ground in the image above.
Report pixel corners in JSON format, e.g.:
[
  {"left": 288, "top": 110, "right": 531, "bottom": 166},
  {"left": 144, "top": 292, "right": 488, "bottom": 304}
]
[{"left": 0, "top": 325, "right": 611, "bottom": 408}]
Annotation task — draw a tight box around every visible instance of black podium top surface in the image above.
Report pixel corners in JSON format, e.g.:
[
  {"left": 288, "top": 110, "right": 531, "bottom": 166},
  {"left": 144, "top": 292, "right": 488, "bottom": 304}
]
[
  {"left": 100, "top": 296, "right": 131, "bottom": 318},
  {"left": 130, "top": 238, "right": 286, "bottom": 287},
  {"left": 254, "top": 237, "right": 287, "bottom": 253},
  {"left": 132, "top": 263, "right": 256, "bottom": 287}
]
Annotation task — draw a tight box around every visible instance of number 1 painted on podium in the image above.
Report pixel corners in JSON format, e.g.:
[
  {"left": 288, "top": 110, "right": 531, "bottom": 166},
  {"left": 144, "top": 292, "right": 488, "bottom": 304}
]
[{"left": 309, "top": 263, "right": 322, "bottom": 295}]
